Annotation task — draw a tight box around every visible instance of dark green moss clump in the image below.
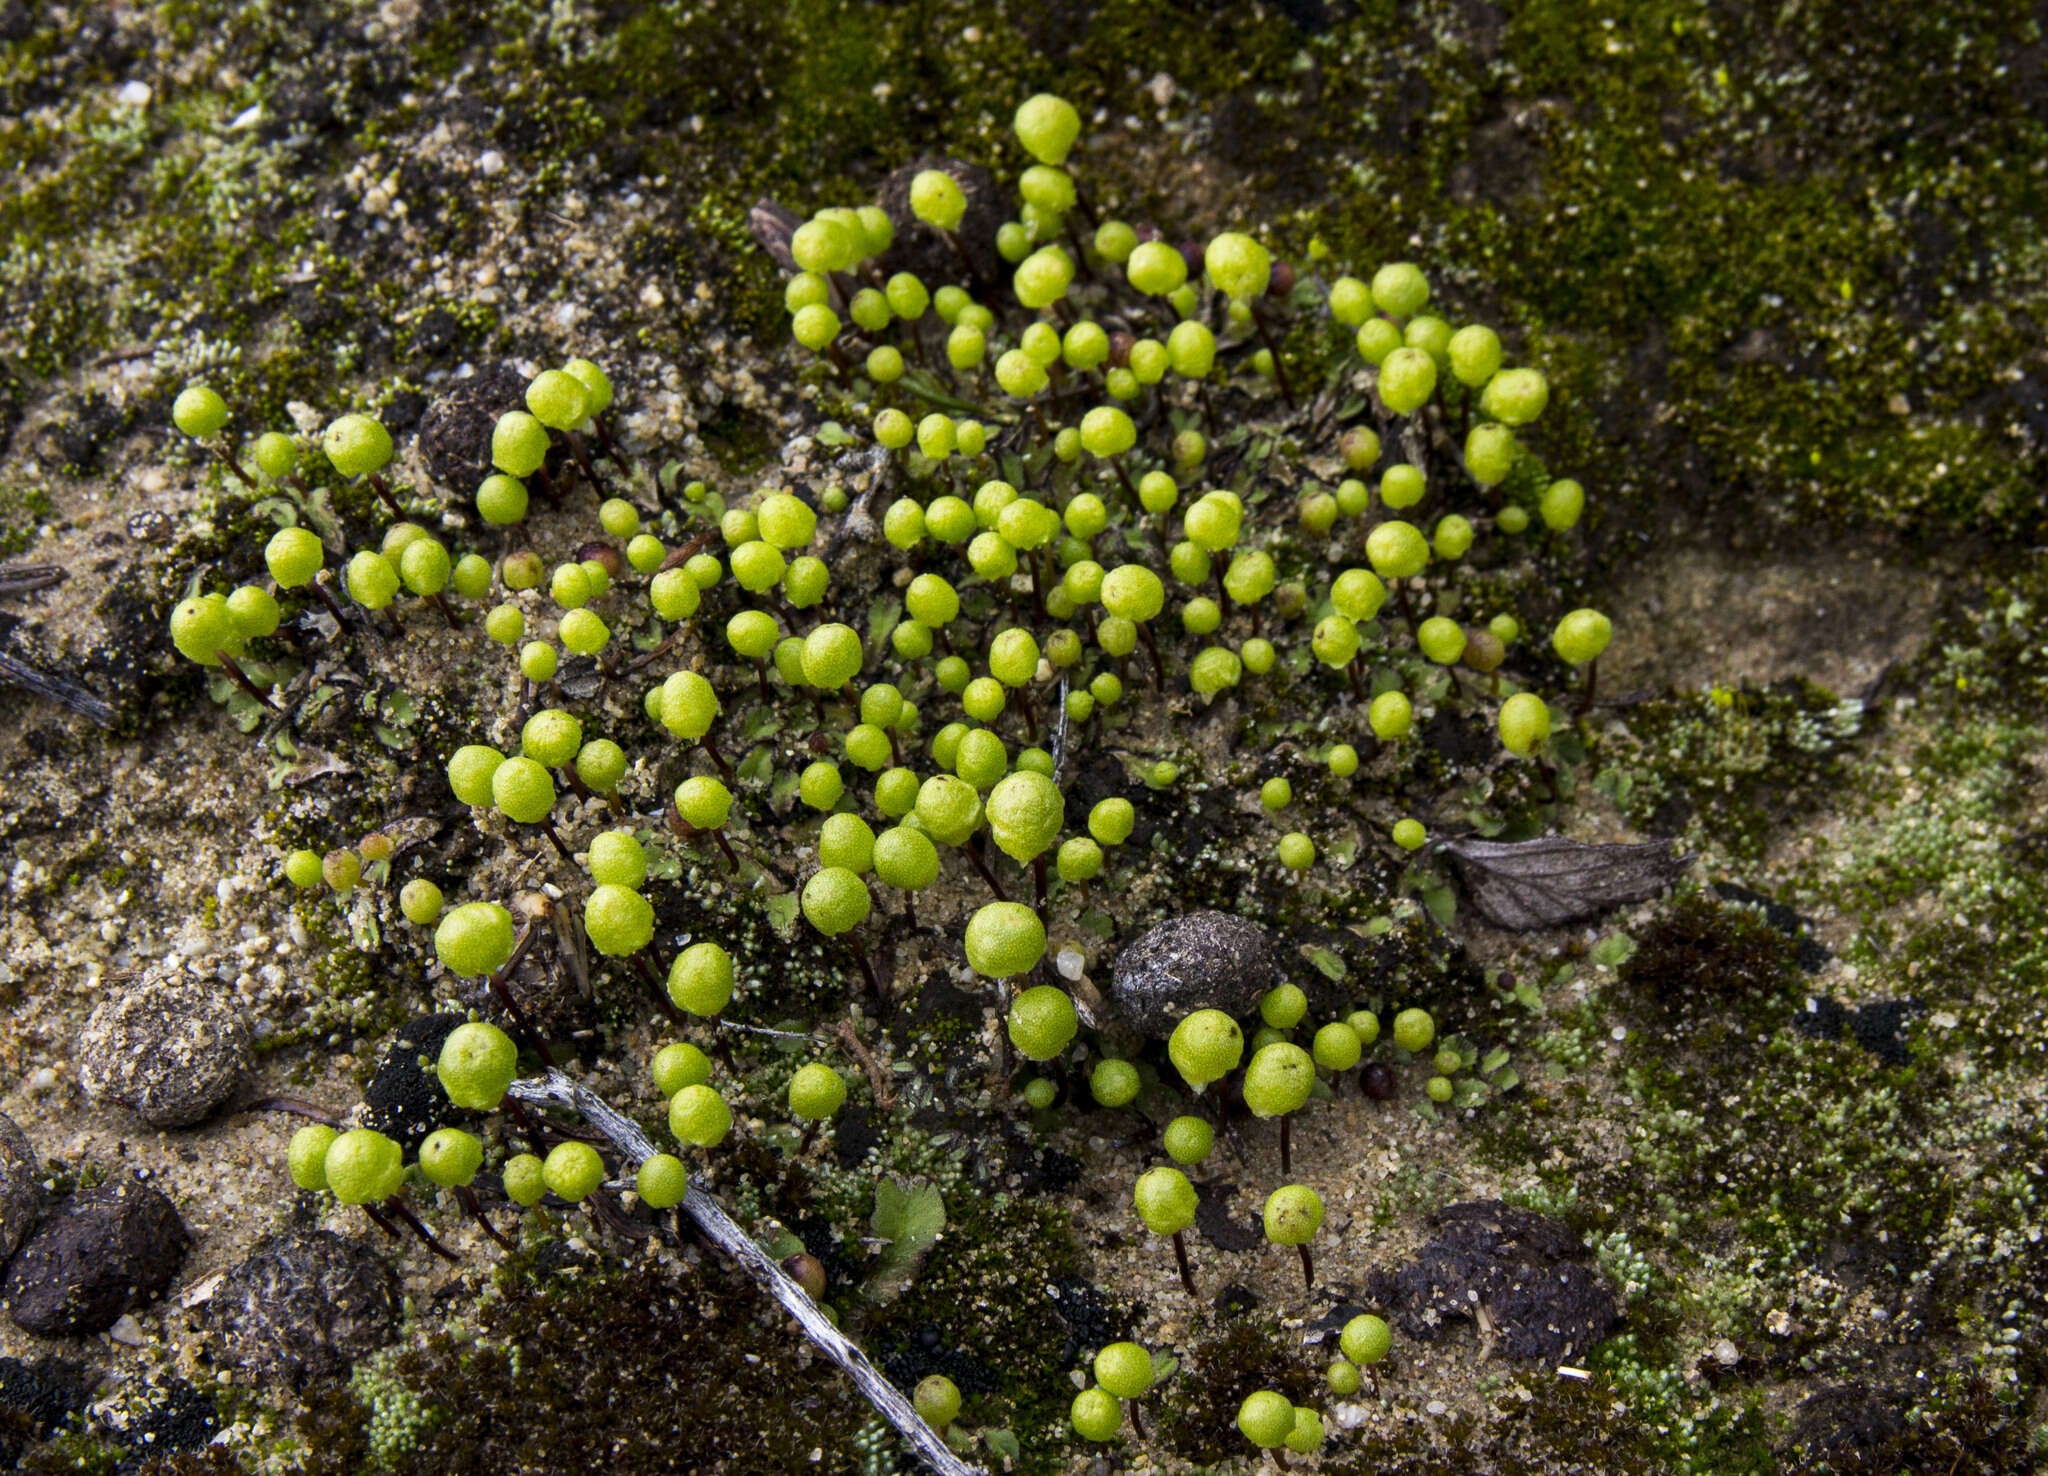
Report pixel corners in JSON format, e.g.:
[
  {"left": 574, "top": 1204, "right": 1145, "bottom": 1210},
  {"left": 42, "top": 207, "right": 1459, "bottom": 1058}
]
[
  {"left": 1156, "top": 1319, "right": 1317, "bottom": 1464},
  {"left": 290, "top": 1243, "right": 874, "bottom": 1476},
  {"left": 1624, "top": 893, "right": 1800, "bottom": 1003}
]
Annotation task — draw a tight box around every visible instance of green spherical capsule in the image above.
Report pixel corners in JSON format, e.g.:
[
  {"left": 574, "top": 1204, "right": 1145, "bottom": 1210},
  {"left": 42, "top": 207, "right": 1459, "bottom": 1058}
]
[
  {"left": 1417, "top": 616, "right": 1468, "bottom": 665},
  {"left": 968, "top": 901, "right": 1048, "bottom": 981},
  {"left": 1481, "top": 366, "right": 1549, "bottom": 425},
  {"left": 872, "top": 826, "right": 940, "bottom": 893},
  {"left": 1260, "top": 983, "right": 1307, "bottom": 1028},
  {"left": 668, "top": 941, "right": 734, "bottom": 1016},
  {"left": 1341, "top": 1313, "right": 1393, "bottom": 1365},
  {"left": 1371, "top": 262, "right": 1430, "bottom": 318},
  {"left": 435, "top": 1020, "right": 519, "bottom": 1111},
  {"left": 1263, "top": 1183, "right": 1325, "bottom": 1244},
  {"left": 1277, "top": 832, "right": 1316, "bottom": 871},
  {"left": 1392, "top": 818, "right": 1428, "bottom": 852},
  {"left": 418, "top": 1128, "right": 484, "bottom": 1189},
  {"left": 225, "top": 584, "right": 280, "bottom": 640},
  {"left": 1090, "top": 1059, "right": 1141, "bottom": 1108},
  {"left": 1133, "top": 1164, "right": 1197, "bottom": 1235},
  {"left": 1499, "top": 691, "right": 1552, "bottom": 756},
  {"left": 1070, "top": 1388, "right": 1122, "bottom": 1443},
  {"left": 343, "top": 551, "right": 400, "bottom": 612},
  {"left": 490, "top": 755, "right": 556, "bottom": 824},
  {"left": 324, "top": 1128, "right": 405, "bottom": 1206},
  {"left": 1285, "top": 1407, "right": 1326, "bottom": 1455},
  {"left": 636, "top": 1153, "right": 690, "bottom": 1209},
  {"left": 915, "top": 1374, "right": 962, "bottom": 1431},
  {"left": 1540, "top": 478, "right": 1586, "bottom": 531},
  {"left": 1465, "top": 422, "right": 1517, "bottom": 486},
  {"left": 542, "top": 1141, "right": 606, "bottom": 1203},
  {"left": 584, "top": 883, "right": 654, "bottom": 958},
  {"left": 819, "top": 812, "right": 877, "bottom": 874},
  {"left": 669, "top": 1084, "right": 732, "bottom": 1147},
  {"left": 801, "top": 867, "right": 870, "bottom": 936},
  {"left": 321, "top": 413, "right": 393, "bottom": 479},
  {"left": 173, "top": 384, "right": 230, "bottom": 439},
  {"left": 398, "top": 878, "right": 444, "bottom": 926},
  {"left": 1168, "top": 1008, "right": 1244, "bottom": 1091},
  {"left": 1094, "top": 1341, "right": 1153, "bottom": 1400},
  {"left": 520, "top": 642, "right": 558, "bottom": 682},
  {"left": 1243, "top": 1042, "right": 1315, "bottom": 1118},
  {"left": 1369, "top": 691, "right": 1413, "bottom": 741},
  {"left": 788, "top": 1063, "right": 848, "bottom": 1121},
  {"left": 651, "top": 1042, "right": 712, "bottom": 1096},
  {"left": 1365, "top": 520, "right": 1430, "bottom": 581},
  {"left": 1552, "top": 608, "right": 1613, "bottom": 666},
  {"left": 502, "top": 1153, "right": 546, "bottom": 1208},
  {"left": 287, "top": 1123, "right": 338, "bottom": 1191},
  {"left": 1313, "top": 1021, "right": 1363, "bottom": 1071},
  {"left": 1238, "top": 1390, "right": 1295, "bottom": 1449},
  {"left": 434, "top": 903, "right": 516, "bottom": 980},
  {"left": 1392, "top": 1007, "right": 1436, "bottom": 1053},
  {"left": 526, "top": 369, "right": 590, "bottom": 431},
  {"left": 1328, "top": 743, "right": 1359, "bottom": 778},
  {"left": 1139, "top": 1105, "right": 1213, "bottom": 1172},
  {"left": 264, "top": 527, "right": 325, "bottom": 590},
  {"left": 1379, "top": 346, "right": 1437, "bottom": 415}
]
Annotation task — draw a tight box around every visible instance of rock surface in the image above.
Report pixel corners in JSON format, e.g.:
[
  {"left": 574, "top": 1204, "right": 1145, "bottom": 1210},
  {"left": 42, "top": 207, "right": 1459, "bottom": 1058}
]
[
  {"left": 78, "top": 964, "right": 254, "bottom": 1128},
  {"left": 1110, "top": 911, "right": 1282, "bottom": 1035},
  {"left": 0, "top": 1111, "right": 45, "bottom": 1266},
  {"left": 202, "top": 1230, "right": 398, "bottom": 1381},
  {"left": 1367, "top": 1200, "right": 1620, "bottom": 1362},
  {"left": 4, "top": 1177, "right": 190, "bottom": 1336}
]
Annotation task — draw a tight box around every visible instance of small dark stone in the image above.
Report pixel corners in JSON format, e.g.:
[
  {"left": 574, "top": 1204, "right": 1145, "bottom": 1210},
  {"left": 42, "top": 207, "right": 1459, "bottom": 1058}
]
[
  {"left": 125, "top": 509, "right": 175, "bottom": 545},
  {"left": 1195, "top": 1180, "right": 1262, "bottom": 1253},
  {"left": 78, "top": 965, "right": 253, "bottom": 1129},
  {"left": 201, "top": 1230, "right": 398, "bottom": 1383},
  {"left": 1365, "top": 1199, "right": 1619, "bottom": 1362},
  {"left": 1794, "top": 995, "right": 1850, "bottom": 1044},
  {"left": 1211, "top": 1282, "right": 1261, "bottom": 1317},
  {"left": 1848, "top": 998, "right": 1923, "bottom": 1065},
  {"left": 1359, "top": 1062, "right": 1399, "bottom": 1100},
  {"left": 415, "top": 363, "right": 530, "bottom": 497},
  {"left": 1110, "top": 910, "right": 1282, "bottom": 1036},
  {"left": 5, "top": 1176, "right": 190, "bottom": 1336},
  {"left": 0, "top": 1110, "right": 45, "bottom": 1267},
  {"left": 362, "top": 1014, "right": 463, "bottom": 1151}
]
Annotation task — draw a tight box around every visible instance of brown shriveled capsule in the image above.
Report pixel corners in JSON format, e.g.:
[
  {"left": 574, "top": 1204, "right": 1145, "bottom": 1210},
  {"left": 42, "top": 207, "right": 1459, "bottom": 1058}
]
[
  {"left": 576, "top": 541, "right": 623, "bottom": 579},
  {"left": 1462, "top": 628, "right": 1506, "bottom": 674},
  {"left": 783, "top": 1252, "right": 828, "bottom": 1300},
  {"left": 1108, "top": 332, "right": 1136, "bottom": 369},
  {"left": 1266, "top": 259, "right": 1297, "bottom": 298},
  {"left": 1361, "top": 1063, "right": 1398, "bottom": 1101}
]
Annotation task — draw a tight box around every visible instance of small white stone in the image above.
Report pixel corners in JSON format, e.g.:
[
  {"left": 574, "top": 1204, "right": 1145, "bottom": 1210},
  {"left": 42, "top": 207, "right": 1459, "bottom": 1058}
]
[
  {"left": 1055, "top": 948, "right": 1086, "bottom": 981},
  {"left": 27, "top": 1067, "right": 57, "bottom": 1095},
  {"left": 116, "top": 81, "right": 153, "bottom": 108},
  {"left": 108, "top": 1314, "right": 146, "bottom": 1346},
  {"left": 1426, "top": 1399, "right": 1449, "bottom": 1415},
  {"left": 477, "top": 150, "right": 504, "bottom": 177},
  {"left": 230, "top": 104, "right": 263, "bottom": 130}
]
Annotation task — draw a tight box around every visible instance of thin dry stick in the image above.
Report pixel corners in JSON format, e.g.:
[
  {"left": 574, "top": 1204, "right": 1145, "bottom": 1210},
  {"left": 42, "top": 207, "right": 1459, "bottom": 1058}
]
[{"left": 507, "top": 1070, "right": 986, "bottom": 1476}]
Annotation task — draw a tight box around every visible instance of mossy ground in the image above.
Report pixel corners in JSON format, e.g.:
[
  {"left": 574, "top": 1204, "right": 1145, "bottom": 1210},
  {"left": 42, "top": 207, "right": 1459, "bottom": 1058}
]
[{"left": 3, "top": 2, "right": 2047, "bottom": 1474}]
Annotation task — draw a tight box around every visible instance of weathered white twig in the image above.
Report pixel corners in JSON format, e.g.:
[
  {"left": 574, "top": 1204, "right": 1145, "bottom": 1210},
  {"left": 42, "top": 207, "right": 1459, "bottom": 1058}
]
[{"left": 507, "top": 1069, "right": 986, "bottom": 1476}]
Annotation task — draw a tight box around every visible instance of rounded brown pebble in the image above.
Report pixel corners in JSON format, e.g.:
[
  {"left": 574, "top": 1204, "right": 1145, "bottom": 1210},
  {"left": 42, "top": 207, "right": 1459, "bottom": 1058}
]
[
  {"left": 4, "top": 1176, "right": 189, "bottom": 1336},
  {"left": 0, "top": 1111, "right": 45, "bottom": 1266},
  {"left": 1110, "top": 910, "right": 1282, "bottom": 1036},
  {"left": 78, "top": 965, "right": 253, "bottom": 1129},
  {"left": 202, "top": 1230, "right": 398, "bottom": 1381}
]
